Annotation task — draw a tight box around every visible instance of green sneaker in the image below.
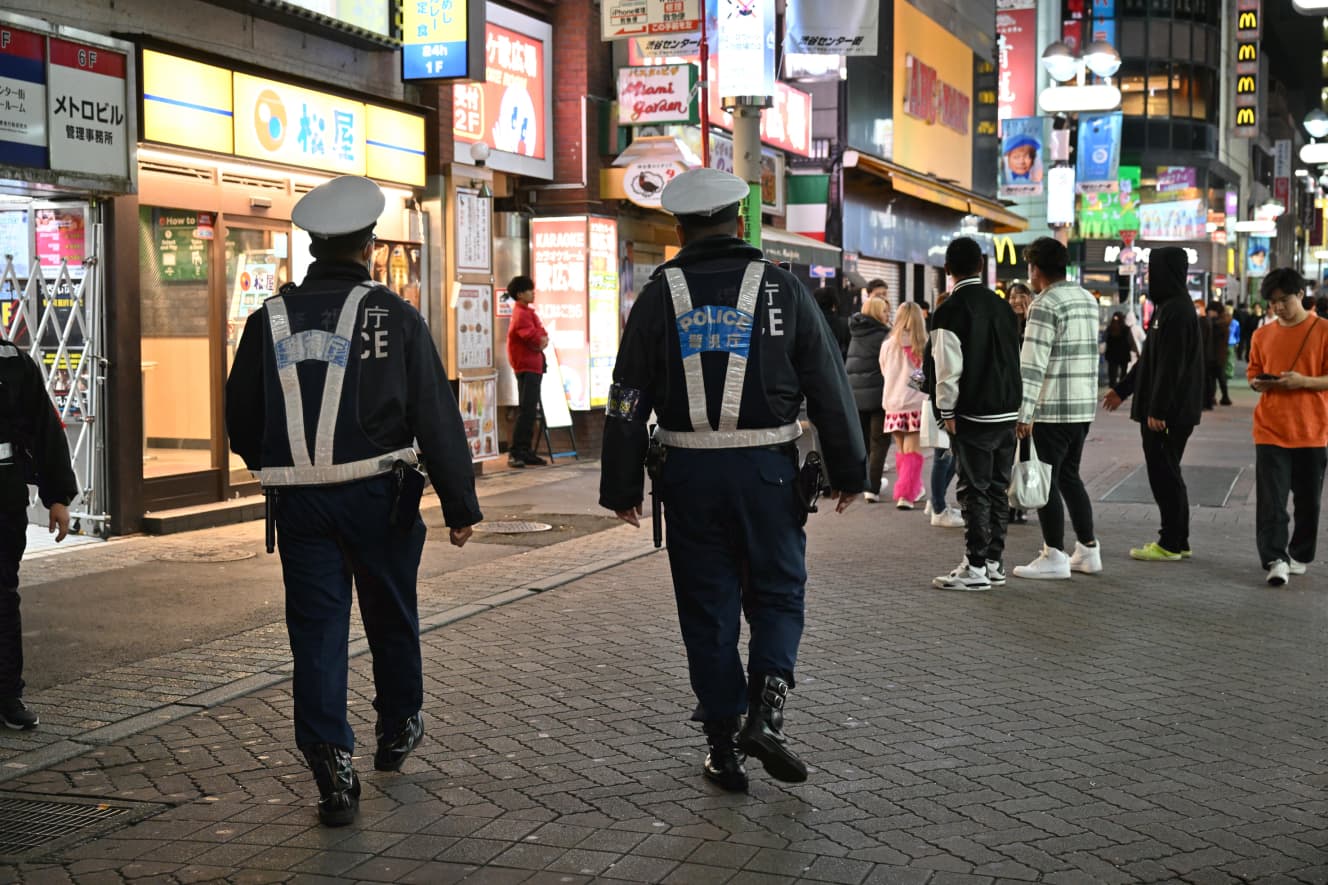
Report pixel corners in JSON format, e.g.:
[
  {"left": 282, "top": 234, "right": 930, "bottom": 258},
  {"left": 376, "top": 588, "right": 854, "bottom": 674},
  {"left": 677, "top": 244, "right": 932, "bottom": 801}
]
[
  {"left": 1180, "top": 549, "right": 1192, "bottom": 559},
  {"left": 1130, "top": 542, "right": 1182, "bottom": 562}
]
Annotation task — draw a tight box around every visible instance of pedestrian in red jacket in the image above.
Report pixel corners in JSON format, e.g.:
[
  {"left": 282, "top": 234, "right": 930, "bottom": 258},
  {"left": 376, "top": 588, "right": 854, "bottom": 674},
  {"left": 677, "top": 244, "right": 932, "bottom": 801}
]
[{"left": 505, "top": 275, "right": 548, "bottom": 467}]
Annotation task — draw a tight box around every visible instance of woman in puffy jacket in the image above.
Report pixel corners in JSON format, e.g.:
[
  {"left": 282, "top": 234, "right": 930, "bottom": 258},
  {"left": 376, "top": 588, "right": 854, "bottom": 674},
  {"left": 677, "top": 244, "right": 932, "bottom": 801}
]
[
  {"left": 844, "top": 294, "right": 892, "bottom": 501},
  {"left": 879, "top": 302, "right": 929, "bottom": 509}
]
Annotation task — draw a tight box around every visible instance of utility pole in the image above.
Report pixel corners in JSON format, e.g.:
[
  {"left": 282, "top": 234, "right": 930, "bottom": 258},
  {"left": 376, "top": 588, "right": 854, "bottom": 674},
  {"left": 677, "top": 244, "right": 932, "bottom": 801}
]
[{"left": 726, "top": 98, "right": 770, "bottom": 249}]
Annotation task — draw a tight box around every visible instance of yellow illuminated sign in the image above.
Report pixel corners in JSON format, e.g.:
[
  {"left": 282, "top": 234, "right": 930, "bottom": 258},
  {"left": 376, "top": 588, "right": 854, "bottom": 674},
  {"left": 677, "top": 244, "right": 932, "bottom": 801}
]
[
  {"left": 366, "top": 106, "right": 426, "bottom": 187},
  {"left": 1237, "top": 76, "right": 1257, "bottom": 94},
  {"left": 892, "top": 1, "right": 974, "bottom": 190},
  {"left": 1237, "top": 10, "right": 1258, "bottom": 30},
  {"left": 142, "top": 50, "right": 234, "bottom": 154},
  {"left": 1236, "top": 107, "right": 1257, "bottom": 127},
  {"left": 1237, "top": 43, "right": 1258, "bottom": 62},
  {"left": 139, "top": 50, "right": 425, "bottom": 185}
]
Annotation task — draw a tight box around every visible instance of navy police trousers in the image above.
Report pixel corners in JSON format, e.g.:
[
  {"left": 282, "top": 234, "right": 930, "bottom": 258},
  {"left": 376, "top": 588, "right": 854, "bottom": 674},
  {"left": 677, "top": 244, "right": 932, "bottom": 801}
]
[
  {"left": 659, "top": 447, "right": 807, "bottom": 722},
  {"left": 276, "top": 474, "right": 426, "bottom": 752},
  {"left": 0, "top": 508, "right": 26, "bottom": 698}
]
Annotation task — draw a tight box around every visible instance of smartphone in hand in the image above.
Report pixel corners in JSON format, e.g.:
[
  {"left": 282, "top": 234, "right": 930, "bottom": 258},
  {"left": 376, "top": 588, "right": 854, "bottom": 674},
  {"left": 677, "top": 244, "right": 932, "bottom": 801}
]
[{"left": 1255, "top": 373, "right": 1277, "bottom": 381}]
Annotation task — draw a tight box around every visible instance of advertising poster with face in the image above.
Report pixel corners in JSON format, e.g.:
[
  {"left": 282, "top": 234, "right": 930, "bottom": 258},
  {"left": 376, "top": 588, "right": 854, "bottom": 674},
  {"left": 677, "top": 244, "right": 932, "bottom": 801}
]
[{"left": 998, "top": 116, "right": 1046, "bottom": 197}]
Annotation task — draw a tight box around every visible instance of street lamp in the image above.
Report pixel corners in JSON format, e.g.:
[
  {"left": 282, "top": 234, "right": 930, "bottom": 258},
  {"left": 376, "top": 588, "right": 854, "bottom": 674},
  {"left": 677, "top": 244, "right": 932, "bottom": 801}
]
[
  {"left": 1038, "top": 41, "right": 1123, "bottom": 114},
  {"left": 1304, "top": 108, "right": 1328, "bottom": 139},
  {"left": 1036, "top": 41, "right": 1123, "bottom": 247}
]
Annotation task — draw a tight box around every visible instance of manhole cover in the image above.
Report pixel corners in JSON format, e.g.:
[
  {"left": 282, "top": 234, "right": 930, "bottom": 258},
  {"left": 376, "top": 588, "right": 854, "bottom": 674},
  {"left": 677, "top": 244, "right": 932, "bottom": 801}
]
[
  {"left": 156, "top": 546, "right": 258, "bottom": 563},
  {"left": 0, "top": 794, "right": 160, "bottom": 860},
  {"left": 473, "top": 520, "right": 554, "bottom": 534}
]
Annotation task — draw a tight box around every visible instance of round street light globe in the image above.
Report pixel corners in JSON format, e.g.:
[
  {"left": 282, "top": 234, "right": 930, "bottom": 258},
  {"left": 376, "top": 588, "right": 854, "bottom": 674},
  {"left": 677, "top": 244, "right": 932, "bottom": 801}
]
[
  {"left": 1041, "top": 42, "right": 1079, "bottom": 83},
  {"left": 1304, "top": 108, "right": 1328, "bottom": 139},
  {"left": 1083, "top": 41, "right": 1121, "bottom": 79}
]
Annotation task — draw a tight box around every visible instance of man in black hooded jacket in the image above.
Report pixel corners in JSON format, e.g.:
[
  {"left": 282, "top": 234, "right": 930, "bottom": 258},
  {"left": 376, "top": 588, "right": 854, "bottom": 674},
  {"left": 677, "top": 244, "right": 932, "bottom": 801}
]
[{"left": 1103, "top": 246, "right": 1205, "bottom": 560}]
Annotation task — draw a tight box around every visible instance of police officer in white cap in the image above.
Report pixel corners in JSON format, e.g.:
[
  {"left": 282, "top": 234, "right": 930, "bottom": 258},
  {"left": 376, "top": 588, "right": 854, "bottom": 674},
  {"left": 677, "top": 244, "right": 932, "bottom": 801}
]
[
  {"left": 226, "top": 175, "right": 482, "bottom": 827},
  {"left": 599, "top": 168, "right": 865, "bottom": 791}
]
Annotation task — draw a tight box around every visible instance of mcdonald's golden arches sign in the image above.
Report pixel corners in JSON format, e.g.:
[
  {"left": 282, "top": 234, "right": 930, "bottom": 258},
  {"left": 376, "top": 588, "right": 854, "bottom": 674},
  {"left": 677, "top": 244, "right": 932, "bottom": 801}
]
[{"left": 1232, "top": 0, "right": 1261, "bottom": 138}]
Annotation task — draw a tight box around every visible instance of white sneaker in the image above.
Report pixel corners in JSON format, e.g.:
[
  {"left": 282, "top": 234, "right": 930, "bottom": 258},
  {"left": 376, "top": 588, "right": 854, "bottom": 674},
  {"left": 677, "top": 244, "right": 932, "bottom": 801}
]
[
  {"left": 1266, "top": 560, "right": 1290, "bottom": 587},
  {"left": 931, "top": 507, "right": 965, "bottom": 528},
  {"left": 1288, "top": 558, "right": 1307, "bottom": 575},
  {"left": 985, "top": 560, "right": 1006, "bottom": 585},
  {"left": 1013, "top": 546, "right": 1072, "bottom": 580},
  {"left": 923, "top": 501, "right": 933, "bottom": 516},
  {"left": 895, "top": 498, "right": 913, "bottom": 510},
  {"left": 1069, "top": 541, "right": 1103, "bottom": 575},
  {"left": 933, "top": 562, "right": 991, "bottom": 591},
  {"left": 863, "top": 491, "right": 880, "bottom": 503}
]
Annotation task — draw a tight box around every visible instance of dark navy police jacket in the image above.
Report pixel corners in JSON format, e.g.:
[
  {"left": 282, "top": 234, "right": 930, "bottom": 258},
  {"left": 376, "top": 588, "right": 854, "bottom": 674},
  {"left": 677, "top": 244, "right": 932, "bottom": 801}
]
[
  {"left": 226, "top": 260, "right": 483, "bottom": 529},
  {"left": 599, "top": 235, "right": 865, "bottom": 512}
]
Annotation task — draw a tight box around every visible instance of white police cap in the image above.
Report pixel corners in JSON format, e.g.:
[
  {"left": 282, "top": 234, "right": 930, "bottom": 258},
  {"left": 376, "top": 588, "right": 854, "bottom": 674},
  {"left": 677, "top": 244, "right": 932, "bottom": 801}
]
[
  {"left": 660, "top": 168, "right": 749, "bottom": 218},
  {"left": 291, "top": 175, "right": 386, "bottom": 238}
]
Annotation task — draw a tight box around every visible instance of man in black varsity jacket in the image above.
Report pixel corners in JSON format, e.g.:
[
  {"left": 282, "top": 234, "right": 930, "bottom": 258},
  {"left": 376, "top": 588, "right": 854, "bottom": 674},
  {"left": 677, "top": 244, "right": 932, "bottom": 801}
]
[{"left": 924, "top": 237, "right": 1023, "bottom": 591}]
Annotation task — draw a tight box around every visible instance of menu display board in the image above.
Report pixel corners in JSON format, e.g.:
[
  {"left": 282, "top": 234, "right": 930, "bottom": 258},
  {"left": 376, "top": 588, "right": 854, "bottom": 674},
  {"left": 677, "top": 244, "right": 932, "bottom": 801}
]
[
  {"left": 459, "top": 374, "right": 500, "bottom": 461},
  {"left": 456, "top": 283, "right": 493, "bottom": 370}
]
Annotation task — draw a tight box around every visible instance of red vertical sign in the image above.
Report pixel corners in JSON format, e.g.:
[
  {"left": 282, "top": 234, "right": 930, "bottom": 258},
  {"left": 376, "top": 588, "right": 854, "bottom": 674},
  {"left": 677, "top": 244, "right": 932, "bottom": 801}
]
[{"left": 996, "top": 0, "right": 1037, "bottom": 122}]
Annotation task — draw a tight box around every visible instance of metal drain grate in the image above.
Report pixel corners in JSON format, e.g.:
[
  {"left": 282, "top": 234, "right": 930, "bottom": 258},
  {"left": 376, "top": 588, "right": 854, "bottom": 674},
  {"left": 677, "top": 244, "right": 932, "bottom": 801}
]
[
  {"left": 473, "top": 520, "right": 554, "bottom": 534},
  {"left": 0, "top": 795, "right": 139, "bottom": 859}
]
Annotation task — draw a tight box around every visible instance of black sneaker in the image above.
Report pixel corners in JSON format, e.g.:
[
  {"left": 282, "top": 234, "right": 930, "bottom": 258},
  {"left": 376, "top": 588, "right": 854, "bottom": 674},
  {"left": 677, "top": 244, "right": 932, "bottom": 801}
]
[
  {"left": 0, "top": 697, "right": 39, "bottom": 730},
  {"left": 521, "top": 453, "right": 548, "bottom": 466}
]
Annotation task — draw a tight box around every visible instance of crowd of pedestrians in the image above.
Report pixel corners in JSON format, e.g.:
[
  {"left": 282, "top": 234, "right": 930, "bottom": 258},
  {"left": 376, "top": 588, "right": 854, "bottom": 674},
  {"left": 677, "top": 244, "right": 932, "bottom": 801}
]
[{"left": 830, "top": 235, "right": 1326, "bottom": 593}]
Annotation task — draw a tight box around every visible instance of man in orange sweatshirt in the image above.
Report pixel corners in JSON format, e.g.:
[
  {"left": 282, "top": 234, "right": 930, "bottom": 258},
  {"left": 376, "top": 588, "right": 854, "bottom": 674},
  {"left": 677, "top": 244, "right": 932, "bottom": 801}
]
[{"left": 1247, "top": 268, "right": 1328, "bottom": 587}]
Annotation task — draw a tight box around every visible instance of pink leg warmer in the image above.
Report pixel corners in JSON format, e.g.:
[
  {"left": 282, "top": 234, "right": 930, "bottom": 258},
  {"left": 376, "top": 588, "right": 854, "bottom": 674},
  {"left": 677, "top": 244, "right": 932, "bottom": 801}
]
[{"left": 896, "top": 451, "right": 924, "bottom": 502}]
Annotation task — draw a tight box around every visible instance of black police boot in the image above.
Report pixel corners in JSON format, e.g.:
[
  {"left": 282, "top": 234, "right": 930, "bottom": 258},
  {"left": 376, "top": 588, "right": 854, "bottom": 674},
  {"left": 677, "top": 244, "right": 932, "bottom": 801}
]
[
  {"left": 301, "top": 744, "right": 360, "bottom": 827},
  {"left": 374, "top": 711, "right": 425, "bottom": 772},
  {"left": 737, "top": 675, "right": 808, "bottom": 783},
  {"left": 701, "top": 717, "right": 748, "bottom": 792}
]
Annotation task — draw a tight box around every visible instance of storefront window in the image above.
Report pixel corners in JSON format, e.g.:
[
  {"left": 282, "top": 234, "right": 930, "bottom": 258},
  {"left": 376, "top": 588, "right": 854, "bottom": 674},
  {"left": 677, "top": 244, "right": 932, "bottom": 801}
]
[
  {"left": 138, "top": 206, "right": 217, "bottom": 480},
  {"left": 224, "top": 224, "right": 290, "bottom": 484}
]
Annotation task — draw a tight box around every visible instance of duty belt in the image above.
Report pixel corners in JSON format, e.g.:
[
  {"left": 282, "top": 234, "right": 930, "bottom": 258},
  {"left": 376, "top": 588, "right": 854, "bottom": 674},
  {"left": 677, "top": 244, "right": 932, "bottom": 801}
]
[
  {"left": 655, "top": 422, "right": 802, "bottom": 450},
  {"left": 257, "top": 446, "right": 419, "bottom": 487}
]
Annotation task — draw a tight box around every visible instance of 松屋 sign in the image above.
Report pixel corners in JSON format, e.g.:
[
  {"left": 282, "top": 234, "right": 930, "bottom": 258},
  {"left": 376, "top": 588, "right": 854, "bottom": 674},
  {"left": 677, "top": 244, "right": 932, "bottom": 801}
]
[
  {"left": 903, "top": 55, "right": 970, "bottom": 135},
  {"left": 617, "top": 65, "right": 697, "bottom": 125}
]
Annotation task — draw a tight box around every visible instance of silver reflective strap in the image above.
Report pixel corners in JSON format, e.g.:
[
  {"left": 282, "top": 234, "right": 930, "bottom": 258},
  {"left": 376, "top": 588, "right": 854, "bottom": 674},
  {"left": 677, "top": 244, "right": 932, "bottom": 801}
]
[
  {"left": 265, "top": 297, "right": 312, "bottom": 469},
  {"left": 0, "top": 443, "right": 11, "bottom": 459},
  {"left": 716, "top": 262, "right": 765, "bottom": 432},
  {"left": 655, "top": 422, "right": 802, "bottom": 450},
  {"left": 664, "top": 267, "right": 712, "bottom": 432},
  {"left": 313, "top": 284, "right": 372, "bottom": 466},
  {"left": 0, "top": 344, "right": 18, "bottom": 358},
  {"left": 258, "top": 446, "right": 418, "bottom": 487}
]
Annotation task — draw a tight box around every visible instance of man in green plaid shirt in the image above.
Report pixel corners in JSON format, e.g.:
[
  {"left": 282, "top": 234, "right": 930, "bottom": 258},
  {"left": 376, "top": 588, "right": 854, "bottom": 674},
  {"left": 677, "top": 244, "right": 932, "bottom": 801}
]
[{"left": 1011, "top": 238, "right": 1103, "bottom": 581}]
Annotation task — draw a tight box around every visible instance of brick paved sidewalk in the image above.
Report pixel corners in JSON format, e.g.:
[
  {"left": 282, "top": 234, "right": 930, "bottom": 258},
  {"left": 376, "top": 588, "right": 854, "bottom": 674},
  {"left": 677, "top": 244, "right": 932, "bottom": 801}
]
[{"left": 0, "top": 398, "right": 1325, "bottom": 883}]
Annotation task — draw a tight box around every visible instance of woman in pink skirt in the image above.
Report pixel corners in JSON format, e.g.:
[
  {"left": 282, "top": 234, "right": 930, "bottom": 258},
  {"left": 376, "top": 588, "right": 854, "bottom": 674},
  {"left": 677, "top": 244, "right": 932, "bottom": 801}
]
[{"left": 879, "top": 302, "right": 929, "bottom": 509}]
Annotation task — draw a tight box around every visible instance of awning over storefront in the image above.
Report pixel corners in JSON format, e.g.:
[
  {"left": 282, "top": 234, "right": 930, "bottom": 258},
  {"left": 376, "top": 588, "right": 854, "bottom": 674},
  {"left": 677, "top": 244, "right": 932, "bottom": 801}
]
[
  {"left": 762, "top": 227, "right": 842, "bottom": 271},
  {"left": 846, "top": 151, "right": 1029, "bottom": 234}
]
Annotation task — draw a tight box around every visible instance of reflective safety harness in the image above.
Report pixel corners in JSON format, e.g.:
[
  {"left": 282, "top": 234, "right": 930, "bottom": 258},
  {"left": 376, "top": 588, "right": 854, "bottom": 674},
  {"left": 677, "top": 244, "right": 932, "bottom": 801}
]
[
  {"left": 655, "top": 262, "right": 802, "bottom": 449},
  {"left": 257, "top": 284, "right": 416, "bottom": 486}
]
